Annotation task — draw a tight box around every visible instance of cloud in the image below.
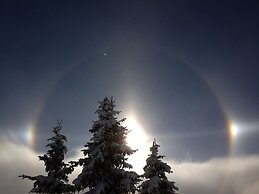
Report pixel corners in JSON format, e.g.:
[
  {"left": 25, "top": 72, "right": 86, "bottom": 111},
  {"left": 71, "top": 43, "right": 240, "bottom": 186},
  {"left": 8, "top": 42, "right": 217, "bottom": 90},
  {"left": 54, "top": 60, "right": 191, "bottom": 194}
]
[
  {"left": 1, "top": 138, "right": 259, "bottom": 194},
  {"left": 0, "top": 138, "right": 43, "bottom": 194},
  {"left": 169, "top": 156, "right": 259, "bottom": 194}
]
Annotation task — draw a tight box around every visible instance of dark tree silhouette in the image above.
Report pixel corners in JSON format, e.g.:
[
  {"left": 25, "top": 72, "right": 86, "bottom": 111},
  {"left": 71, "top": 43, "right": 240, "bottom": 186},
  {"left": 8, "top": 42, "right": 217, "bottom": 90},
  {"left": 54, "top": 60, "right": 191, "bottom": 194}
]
[
  {"left": 19, "top": 121, "right": 74, "bottom": 194},
  {"left": 139, "top": 139, "right": 178, "bottom": 194},
  {"left": 73, "top": 97, "right": 140, "bottom": 194}
]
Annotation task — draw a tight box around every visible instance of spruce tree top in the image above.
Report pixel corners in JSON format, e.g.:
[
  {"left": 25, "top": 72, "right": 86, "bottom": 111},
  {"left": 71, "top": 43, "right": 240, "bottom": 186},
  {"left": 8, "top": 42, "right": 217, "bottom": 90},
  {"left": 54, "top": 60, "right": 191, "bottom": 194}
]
[
  {"left": 144, "top": 139, "right": 170, "bottom": 179},
  {"left": 139, "top": 139, "right": 178, "bottom": 194},
  {"left": 84, "top": 97, "right": 135, "bottom": 169},
  {"left": 73, "top": 97, "right": 139, "bottom": 194},
  {"left": 19, "top": 121, "right": 74, "bottom": 194},
  {"left": 39, "top": 121, "right": 71, "bottom": 181}
]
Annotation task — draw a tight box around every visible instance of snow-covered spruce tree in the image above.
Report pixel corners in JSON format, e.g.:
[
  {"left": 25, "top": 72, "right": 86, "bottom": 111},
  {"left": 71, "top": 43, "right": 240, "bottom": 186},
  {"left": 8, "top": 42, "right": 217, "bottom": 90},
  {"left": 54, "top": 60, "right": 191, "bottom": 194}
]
[
  {"left": 73, "top": 97, "right": 140, "bottom": 194},
  {"left": 19, "top": 121, "right": 74, "bottom": 194},
  {"left": 139, "top": 139, "right": 178, "bottom": 194}
]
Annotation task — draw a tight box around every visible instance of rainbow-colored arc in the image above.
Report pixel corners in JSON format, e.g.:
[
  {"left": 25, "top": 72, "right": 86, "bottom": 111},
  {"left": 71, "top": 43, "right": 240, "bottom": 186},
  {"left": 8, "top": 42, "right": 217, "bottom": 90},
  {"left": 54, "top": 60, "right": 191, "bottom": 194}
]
[
  {"left": 28, "top": 47, "right": 236, "bottom": 159},
  {"left": 27, "top": 53, "right": 90, "bottom": 149}
]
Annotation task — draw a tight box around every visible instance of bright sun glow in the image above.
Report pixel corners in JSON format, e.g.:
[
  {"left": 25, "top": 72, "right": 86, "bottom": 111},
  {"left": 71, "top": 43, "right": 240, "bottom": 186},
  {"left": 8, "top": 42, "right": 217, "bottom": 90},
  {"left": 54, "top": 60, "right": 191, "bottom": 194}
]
[
  {"left": 124, "top": 115, "right": 151, "bottom": 174},
  {"left": 229, "top": 122, "right": 240, "bottom": 138}
]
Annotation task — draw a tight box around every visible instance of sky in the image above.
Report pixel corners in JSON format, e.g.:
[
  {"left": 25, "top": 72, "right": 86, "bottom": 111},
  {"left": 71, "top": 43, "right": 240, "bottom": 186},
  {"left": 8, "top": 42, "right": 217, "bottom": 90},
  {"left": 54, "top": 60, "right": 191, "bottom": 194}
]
[{"left": 0, "top": 1, "right": 259, "bottom": 194}]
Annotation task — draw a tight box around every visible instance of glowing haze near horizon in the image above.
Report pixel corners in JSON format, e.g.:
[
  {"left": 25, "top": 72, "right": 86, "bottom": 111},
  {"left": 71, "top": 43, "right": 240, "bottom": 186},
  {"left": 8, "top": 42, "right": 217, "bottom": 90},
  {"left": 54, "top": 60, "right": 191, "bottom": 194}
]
[{"left": 0, "top": 1, "right": 259, "bottom": 194}]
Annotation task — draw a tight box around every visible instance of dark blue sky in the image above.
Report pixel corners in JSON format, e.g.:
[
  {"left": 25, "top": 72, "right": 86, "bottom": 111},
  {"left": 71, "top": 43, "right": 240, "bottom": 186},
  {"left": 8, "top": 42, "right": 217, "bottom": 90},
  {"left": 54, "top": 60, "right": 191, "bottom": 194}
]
[{"left": 0, "top": 1, "right": 259, "bottom": 162}]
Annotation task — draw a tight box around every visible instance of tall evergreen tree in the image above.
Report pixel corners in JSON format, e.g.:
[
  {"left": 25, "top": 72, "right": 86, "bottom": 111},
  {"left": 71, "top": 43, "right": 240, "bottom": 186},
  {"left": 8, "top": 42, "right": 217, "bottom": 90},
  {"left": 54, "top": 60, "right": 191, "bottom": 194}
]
[
  {"left": 139, "top": 139, "right": 178, "bottom": 194},
  {"left": 73, "top": 97, "right": 140, "bottom": 194},
  {"left": 19, "top": 121, "right": 74, "bottom": 194}
]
